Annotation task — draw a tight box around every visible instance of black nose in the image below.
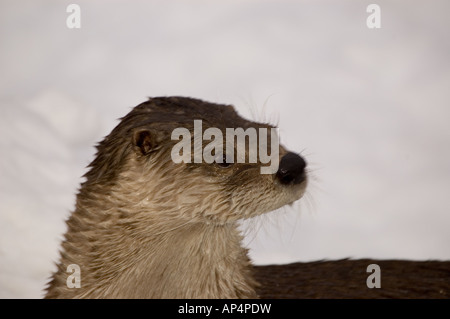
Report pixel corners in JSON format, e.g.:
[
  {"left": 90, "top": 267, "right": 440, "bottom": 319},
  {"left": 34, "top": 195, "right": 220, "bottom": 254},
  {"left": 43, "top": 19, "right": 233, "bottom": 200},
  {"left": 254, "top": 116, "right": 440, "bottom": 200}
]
[{"left": 276, "top": 152, "right": 306, "bottom": 185}]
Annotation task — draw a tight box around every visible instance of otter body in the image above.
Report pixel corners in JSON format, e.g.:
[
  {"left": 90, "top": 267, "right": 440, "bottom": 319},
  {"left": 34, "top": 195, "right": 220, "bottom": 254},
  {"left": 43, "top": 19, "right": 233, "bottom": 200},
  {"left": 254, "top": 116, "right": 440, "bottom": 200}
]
[{"left": 45, "top": 97, "right": 307, "bottom": 298}]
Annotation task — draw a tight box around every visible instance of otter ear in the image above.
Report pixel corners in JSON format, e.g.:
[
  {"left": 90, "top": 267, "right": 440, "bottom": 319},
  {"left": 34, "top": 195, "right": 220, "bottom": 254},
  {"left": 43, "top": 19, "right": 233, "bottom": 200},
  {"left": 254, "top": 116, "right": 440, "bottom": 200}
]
[{"left": 133, "top": 129, "right": 164, "bottom": 155}]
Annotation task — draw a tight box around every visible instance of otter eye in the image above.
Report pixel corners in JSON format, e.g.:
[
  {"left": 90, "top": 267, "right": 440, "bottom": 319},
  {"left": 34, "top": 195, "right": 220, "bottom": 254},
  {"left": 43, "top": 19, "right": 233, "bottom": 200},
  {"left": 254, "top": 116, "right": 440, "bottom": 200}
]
[{"left": 215, "top": 153, "right": 233, "bottom": 168}]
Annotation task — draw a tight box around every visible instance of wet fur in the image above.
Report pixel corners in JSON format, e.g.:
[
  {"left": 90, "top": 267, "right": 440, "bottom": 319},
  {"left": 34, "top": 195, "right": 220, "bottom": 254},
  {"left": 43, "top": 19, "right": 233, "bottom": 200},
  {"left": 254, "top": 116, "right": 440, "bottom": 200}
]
[{"left": 45, "top": 97, "right": 306, "bottom": 298}]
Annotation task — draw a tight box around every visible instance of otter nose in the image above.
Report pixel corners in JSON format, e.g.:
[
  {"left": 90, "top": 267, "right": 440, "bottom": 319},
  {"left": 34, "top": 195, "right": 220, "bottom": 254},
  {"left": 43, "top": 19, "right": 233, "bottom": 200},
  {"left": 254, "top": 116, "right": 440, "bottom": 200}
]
[{"left": 276, "top": 152, "right": 306, "bottom": 185}]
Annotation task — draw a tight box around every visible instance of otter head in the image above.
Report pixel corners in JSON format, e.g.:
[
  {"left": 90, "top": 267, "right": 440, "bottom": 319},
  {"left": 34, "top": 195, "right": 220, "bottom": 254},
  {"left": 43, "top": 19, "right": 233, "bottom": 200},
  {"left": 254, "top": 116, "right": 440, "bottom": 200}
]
[{"left": 83, "top": 96, "right": 307, "bottom": 227}]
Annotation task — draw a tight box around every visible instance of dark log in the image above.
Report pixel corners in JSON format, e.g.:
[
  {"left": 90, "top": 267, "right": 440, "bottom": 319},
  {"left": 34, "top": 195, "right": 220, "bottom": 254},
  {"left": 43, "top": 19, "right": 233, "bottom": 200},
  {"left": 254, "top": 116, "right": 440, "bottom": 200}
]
[{"left": 253, "top": 259, "right": 450, "bottom": 299}]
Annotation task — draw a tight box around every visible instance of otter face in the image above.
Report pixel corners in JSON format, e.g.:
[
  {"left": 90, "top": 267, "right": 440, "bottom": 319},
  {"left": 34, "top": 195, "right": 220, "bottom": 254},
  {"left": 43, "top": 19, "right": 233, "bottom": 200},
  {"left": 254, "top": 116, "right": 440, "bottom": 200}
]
[{"left": 109, "top": 97, "right": 307, "bottom": 225}]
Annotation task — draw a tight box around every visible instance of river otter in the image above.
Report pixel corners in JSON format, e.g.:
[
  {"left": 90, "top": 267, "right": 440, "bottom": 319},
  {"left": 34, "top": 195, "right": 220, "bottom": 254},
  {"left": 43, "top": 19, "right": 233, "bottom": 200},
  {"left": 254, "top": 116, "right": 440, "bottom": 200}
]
[{"left": 45, "top": 96, "right": 307, "bottom": 298}]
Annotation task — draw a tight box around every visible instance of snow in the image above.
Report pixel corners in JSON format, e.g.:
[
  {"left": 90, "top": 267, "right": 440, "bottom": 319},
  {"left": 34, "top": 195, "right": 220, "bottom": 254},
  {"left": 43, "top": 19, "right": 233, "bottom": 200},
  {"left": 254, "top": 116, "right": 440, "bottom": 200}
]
[{"left": 1, "top": 0, "right": 449, "bottom": 298}]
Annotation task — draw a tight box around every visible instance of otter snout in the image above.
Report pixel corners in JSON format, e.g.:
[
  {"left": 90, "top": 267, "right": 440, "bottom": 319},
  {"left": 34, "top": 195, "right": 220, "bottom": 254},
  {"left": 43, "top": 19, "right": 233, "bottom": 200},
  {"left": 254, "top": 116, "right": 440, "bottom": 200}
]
[{"left": 276, "top": 152, "right": 306, "bottom": 185}]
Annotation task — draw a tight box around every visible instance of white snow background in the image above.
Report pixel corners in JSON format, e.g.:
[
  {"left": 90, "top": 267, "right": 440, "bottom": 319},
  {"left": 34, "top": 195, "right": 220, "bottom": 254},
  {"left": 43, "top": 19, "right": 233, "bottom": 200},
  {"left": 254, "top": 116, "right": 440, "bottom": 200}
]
[{"left": 1, "top": 0, "right": 449, "bottom": 298}]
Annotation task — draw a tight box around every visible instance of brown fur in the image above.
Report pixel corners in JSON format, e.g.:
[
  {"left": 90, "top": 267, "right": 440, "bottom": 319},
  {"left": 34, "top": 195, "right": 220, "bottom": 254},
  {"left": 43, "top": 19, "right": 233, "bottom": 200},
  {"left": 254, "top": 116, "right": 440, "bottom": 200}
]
[
  {"left": 254, "top": 259, "right": 450, "bottom": 299},
  {"left": 45, "top": 96, "right": 307, "bottom": 298}
]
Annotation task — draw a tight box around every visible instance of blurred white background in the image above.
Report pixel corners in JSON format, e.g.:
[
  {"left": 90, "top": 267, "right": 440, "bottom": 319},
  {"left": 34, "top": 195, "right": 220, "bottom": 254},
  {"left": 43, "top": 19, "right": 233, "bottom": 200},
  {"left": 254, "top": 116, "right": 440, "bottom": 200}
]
[{"left": 1, "top": 0, "right": 449, "bottom": 298}]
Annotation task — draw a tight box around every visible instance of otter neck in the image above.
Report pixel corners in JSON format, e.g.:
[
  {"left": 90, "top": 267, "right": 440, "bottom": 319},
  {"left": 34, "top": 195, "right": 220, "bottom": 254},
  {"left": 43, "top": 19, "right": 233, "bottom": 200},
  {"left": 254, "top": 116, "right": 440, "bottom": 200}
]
[
  {"left": 111, "top": 221, "right": 257, "bottom": 298},
  {"left": 62, "top": 200, "right": 257, "bottom": 298}
]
